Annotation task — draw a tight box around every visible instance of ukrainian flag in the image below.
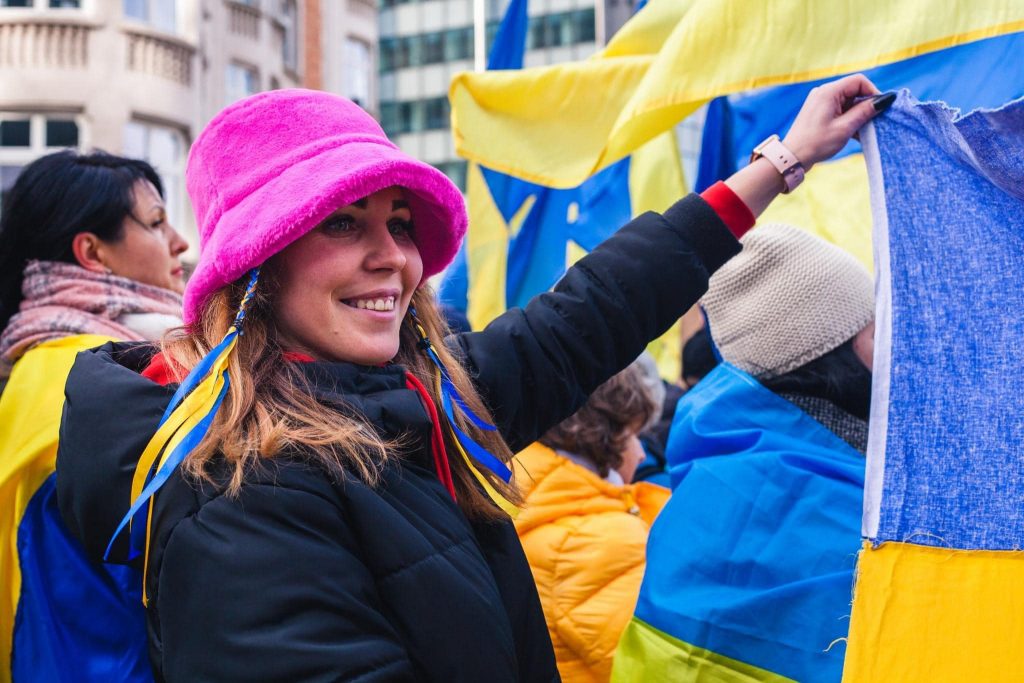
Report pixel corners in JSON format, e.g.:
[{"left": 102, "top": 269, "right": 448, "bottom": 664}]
[
  {"left": 451, "top": 0, "right": 1024, "bottom": 188},
  {"left": 694, "top": 32, "right": 1024, "bottom": 270},
  {"left": 442, "top": 0, "right": 688, "bottom": 378},
  {"left": 0, "top": 335, "right": 151, "bottom": 682},
  {"left": 844, "top": 91, "right": 1024, "bottom": 682}
]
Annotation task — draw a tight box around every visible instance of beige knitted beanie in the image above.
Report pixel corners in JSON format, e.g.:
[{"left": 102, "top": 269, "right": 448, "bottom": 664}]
[{"left": 702, "top": 223, "right": 875, "bottom": 379}]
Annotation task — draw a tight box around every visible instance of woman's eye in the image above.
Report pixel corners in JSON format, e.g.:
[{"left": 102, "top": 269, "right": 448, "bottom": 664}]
[
  {"left": 388, "top": 219, "right": 414, "bottom": 239},
  {"left": 322, "top": 215, "right": 356, "bottom": 235}
]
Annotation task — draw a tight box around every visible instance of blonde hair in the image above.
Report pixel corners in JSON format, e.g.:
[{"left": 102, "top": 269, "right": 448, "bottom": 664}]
[{"left": 161, "top": 276, "right": 521, "bottom": 520}]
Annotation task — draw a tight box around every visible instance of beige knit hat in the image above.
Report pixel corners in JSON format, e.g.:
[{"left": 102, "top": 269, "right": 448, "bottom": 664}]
[{"left": 702, "top": 223, "right": 874, "bottom": 379}]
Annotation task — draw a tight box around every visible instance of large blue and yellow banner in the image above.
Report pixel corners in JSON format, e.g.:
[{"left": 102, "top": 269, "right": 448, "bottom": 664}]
[
  {"left": 451, "top": 0, "right": 1024, "bottom": 188},
  {"left": 845, "top": 92, "right": 1024, "bottom": 681}
]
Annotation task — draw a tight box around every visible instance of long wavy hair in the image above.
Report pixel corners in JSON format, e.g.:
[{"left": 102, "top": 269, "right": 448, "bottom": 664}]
[{"left": 161, "top": 274, "right": 521, "bottom": 521}]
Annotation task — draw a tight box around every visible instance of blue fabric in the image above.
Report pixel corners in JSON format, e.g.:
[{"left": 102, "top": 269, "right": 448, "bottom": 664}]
[
  {"left": 636, "top": 363, "right": 864, "bottom": 681},
  {"left": 486, "top": 0, "right": 527, "bottom": 71},
  {"left": 13, "top": 475, "right": 151, "bottom": 682},
  {"left": 696, "top": 32, "right": 1024, "bottom": 187},
  {"left": 869, "top": 93, "right": 1024, "bottom": 550}
]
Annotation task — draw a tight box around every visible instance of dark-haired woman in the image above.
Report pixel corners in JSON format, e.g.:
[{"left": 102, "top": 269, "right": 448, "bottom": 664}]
[
  {"left": 615, "top": 223, "right": 873, "bottom": 683},
  {"left": 0, "top": 150, "right": 187, "bottom": 681}
]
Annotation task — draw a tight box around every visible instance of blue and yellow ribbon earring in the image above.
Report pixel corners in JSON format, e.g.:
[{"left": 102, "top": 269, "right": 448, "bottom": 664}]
[
  {"left": 106, "top": 268, "right": 260, "bottom": 604},
  {"left": 408, "top": 307, "right": 518, "bottom": 517}
]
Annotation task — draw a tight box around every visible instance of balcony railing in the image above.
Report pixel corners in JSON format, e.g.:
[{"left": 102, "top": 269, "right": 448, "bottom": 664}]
[
  {"left": 125, "top": 31, "right": 194, "bottom": 86},
  {"left": 0, "top": 20, "right": 89, "bottom": 69},
  {"left": 227, "top": 2, "right": 259, "bottom": 39}
]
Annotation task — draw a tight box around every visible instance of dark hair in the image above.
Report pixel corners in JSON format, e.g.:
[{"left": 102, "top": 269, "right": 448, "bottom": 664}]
[
  {"left": 540, "top": 362, "right": 660, "bottom": 478},
  {"left": 0, "top": 150, "right": 163, "bottom": 330},
  {"left": 682, "top": 325, "right": 718, "bottom": 384},
  {"left": 760, "top": 338, "right": 872, "bottom": 420}
]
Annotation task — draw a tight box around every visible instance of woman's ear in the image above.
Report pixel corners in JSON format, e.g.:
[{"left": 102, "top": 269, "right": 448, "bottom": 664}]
[{"left": 70, "top": 232, "right": 110, "bottom": 273}]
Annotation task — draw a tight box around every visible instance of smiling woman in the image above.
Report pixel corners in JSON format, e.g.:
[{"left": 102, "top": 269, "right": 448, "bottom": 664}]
[
  {"left": 53, "top": 80, "right": 883, "bottom": 682},
  {"left": 271, "top": 188, "right": 423, "bottom": 365}
]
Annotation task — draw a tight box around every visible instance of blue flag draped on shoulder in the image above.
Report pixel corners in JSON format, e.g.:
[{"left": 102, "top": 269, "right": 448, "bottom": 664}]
[
  {"left": 441, "top": 0, "right": 687, "bottom": 378},
  {"left": 613, "top": 363, "right": 864, "bottom": 682},
  {"left": 0, "top": 336, "right": 151, "bottom": 682}
]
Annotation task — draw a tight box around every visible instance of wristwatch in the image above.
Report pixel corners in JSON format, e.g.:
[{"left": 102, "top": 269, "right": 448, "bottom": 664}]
[{"left": 750, "top": 134, "right": 805, "bottom": 194}]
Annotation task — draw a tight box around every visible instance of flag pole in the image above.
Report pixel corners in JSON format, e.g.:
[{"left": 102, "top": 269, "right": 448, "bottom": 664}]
[{"left": 473, "top": 0, "right": 486, "bottom": 72}]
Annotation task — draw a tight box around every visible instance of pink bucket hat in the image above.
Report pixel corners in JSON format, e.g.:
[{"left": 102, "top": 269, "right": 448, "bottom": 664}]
[{"left": 182, "top": 89, "right": 467, "bottom": 324}]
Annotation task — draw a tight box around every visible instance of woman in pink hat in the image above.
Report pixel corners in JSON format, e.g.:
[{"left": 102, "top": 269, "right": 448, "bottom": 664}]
[{"left": 55, "top": 75, "right": 887, "bottom": 681}]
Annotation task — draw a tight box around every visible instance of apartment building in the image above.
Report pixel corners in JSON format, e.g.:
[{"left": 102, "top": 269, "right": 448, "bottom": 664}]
[{"left": 0, "top": 0, "right": 377, "bottom": 250}]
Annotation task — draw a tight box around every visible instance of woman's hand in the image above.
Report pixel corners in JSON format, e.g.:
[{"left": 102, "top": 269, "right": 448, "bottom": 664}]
[
  {"left": 724, "top": 74, "right": 886, "bottom": 218},
  {"left": 782, "top": 74, "right": 883, "bottom": 171}
]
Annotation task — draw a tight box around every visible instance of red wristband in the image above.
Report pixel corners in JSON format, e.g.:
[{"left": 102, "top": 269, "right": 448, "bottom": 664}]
[{"left": 700, "top": 181, "right": 755, "bottom": 240}]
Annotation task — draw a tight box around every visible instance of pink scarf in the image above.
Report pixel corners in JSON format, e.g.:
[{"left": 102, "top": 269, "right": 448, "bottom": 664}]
[{"left": 0, "top": 261, "right": 183, "bottom": 370}]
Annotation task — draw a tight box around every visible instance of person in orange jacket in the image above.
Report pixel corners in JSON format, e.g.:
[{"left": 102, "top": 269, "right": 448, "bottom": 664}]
[{"left": 514, "top": 357, "right": 670, "bottom": 683}]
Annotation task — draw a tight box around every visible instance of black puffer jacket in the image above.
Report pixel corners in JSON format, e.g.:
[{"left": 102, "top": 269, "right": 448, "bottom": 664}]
[{"left": 56, "top": 195, "right": 740, "bottom": 682}]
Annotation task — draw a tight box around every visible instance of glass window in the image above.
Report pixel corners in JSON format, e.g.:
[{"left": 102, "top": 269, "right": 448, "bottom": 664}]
[
  {"left": 434, "top": 161, "right": 467, "bottom": 191},
  {"left": 422, "top": 32, "right": 444, "bottom": 65},
  {"left": 281, "top": 0, "right": 298, "bottom": 71},
  {"left": 50, "top": 0, "right": 81, "bottom": 7},
  {"left": 344, "top": 38, "right": 371, "bottom": 108},
  {"left": 444, "top": 27, "right": 471, "bottom": 62},
  {"left": 124, "top": 0, "right": 177, "bottom": 33},
  {"left": 226, "top": 62, "right": 259, "bottom": 104},
  {"left": 576, "top": 8, "right": 595, "bottom": 43},
  {"left": 0, "top": 120, "right": 30, "bottom": 148},
  {"left": 0, "top": 0, "right": 32, "bottom": 7},
  {"left": 45, "top": 119, "right": 78, "bottom": 148},
  {"left": 425, "top": 98, "right": 447, "bottom": 130},
  {"left": 0, "top": 165, "right": 23, "bottom": 215}
]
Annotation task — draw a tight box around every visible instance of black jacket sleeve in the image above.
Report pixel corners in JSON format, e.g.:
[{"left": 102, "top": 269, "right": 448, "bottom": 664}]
[
  {"left": 454, "top": 194, "right": 740, "bottom": 452},
  {"left": 155, "top": 482, "right": 417, "bottom": 682}
]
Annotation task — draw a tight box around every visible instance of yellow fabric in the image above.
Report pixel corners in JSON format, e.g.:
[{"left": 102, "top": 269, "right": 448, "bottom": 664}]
[
  {"left": 612, "top": 617, "right": 795, "bottom": 683},
  {"left": 465, "top": 162, "right": 513, "bottom": 330},
  {"left": 759, "top": 154, "right": 873, "bottom": 271},
  {"left": 843, "top": 540, "right": 1024, "bottom": 682},
  {"left": 451, "top": 0, "right": 1024, "bottom": 187},
  {"left": 514, "top": 443, "right": 669, "bottom": 682},
  {"left": 0, "top": 334, "right": 114, "bottom": 681}
]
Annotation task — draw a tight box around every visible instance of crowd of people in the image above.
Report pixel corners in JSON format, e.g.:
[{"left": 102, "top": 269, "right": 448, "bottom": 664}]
[{"left": 0, "top": 74, "right": 891, "bottom": 681}]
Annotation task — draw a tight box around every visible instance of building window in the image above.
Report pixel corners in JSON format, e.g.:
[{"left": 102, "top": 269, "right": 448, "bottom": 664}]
[
  {"left": 344, "top": 38, "right": 371, "bottom": 109},
  {"left": 123, "top": 121, "right": 185, "bottom": 233},
  {"left": 124, "top": 0, "right": 177, "bottom": 33},
  {"left": 0, "top": 0, "right": 81, "bottom": 6},
  {"left": 0, "top": 113, "right": 81, "bottom": 214},
  {"left": 226, "top": 62, "right": 259, "bottom": 104},
  {"left": 433, "top": 160, "right": 467, "bottom": 191},
  {"left": 528, "top": 9, "right": 595, "bottom": 50},
  {"left": 379, "top": 96, "right": 451, "bottom": 137},
  {"left": 0, "top": 120, "right": 31, "bottom": 148},
  {"left": 281, "top": 0, "right": 298, "bottom": 71}
]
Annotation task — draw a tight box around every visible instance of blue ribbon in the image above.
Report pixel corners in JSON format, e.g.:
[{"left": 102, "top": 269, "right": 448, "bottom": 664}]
[
  {"left": 440, "top": 384, "right": 512, "bottom": 483},
  {"left": 105, "top": 375, "right": 230, "bottom": 561}
]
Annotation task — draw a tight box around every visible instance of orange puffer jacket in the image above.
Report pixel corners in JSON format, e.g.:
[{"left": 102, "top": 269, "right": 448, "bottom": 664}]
[{"left": 514, "top": 442, "right": 669, "bottom": 683}]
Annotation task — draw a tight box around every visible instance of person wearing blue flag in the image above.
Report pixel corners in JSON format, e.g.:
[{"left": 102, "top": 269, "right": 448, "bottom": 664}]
[
  {"left": 615, "top": 223, "right": 875, "bottom": 682},
  {"left": 55, "top": 77, "right": 885, "bottom": 681}
]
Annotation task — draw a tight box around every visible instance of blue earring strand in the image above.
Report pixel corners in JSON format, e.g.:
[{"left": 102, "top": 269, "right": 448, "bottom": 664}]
[
  {"left": 409, "top": 308, "right": 513, "bottom": 484},
  {"left": 106, "top": 268, "right": 261, "bottom": 563}
]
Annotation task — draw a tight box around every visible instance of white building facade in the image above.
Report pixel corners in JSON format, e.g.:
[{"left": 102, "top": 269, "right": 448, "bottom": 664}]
[{"left": 0, "top": 0, "right": 377, "bottom": 253}]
